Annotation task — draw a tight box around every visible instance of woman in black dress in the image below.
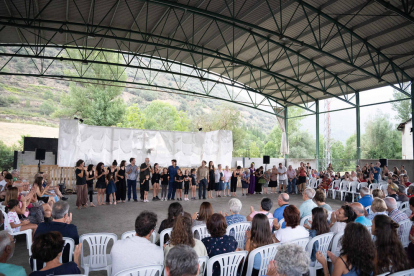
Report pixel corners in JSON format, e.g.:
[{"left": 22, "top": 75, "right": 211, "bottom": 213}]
[
  {"left": 208, "top": 161, "right": 215, "bottom": 199},
  {"left": 86, "top": 164, "right": 96, "bottom": 207},
  {"left": 255, "top": 167, "right": 263, "bottom": 194},
  {"left": 231, "top": 166, "right": 241, "bottom": 197},
  {"left": 175, "top": 169, "right": 184, "bottom": 201},
  {"left": 95, "top": 162, "right": 107, "bottom": 206},
  {"left": 115, "top": 160, "right": 127, "bottom": 203},
  {"left": 106, "top": 160, "right": 118, "bottom": 205},
  {"left": 152, "top": 163, "right": 161, "bottom": 201}
]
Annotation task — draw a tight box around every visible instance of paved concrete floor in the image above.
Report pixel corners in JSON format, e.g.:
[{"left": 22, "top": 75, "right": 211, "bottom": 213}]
[{"left": 9, "top": 191, "right": 344, "bottom": 275}]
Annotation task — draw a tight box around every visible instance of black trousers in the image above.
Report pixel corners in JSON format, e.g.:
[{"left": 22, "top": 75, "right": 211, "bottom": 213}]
[
  {"left": 88, "top": 190, "right": 93, "bottom": 202},
  {"left": 231, "top": 178, "right": 237, "bottom": 192},
  {"left": 116, "top": 180, "right": 126, "bottom": 201}
]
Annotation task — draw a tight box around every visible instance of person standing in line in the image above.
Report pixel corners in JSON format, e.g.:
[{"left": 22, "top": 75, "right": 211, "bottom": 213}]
[
  {"left": 297, "top": 162, "right": 307, "bottom": 194},
  {"left": 140, "top": 174, "right": 150, "bottom": 203},
  {"left": 215, "top": 165, "right": 223, "bottom": 198},
  {"left": 248, "top": 163, "right": 256, "bottom": 194},
  {"left": 218, "top": 165, "right": 224, "bottom": 197},
  {"left": 286, "top": 165, "right": 297, "bottom": 195},
  {"left": 231, "top": 166, "right": 241, "bottom": 197},
  {"left": 183, "top": 170, "right": 191, "bottom": 201},
  {"left": 106, "top": 172, "right": 117, "bottom": 205},
  {"left": 152, "top": 163, "right": 161, "bottom": 201},
  {"left": 241, "top": 168, "right": 250, "bottom": 196},
  {"left": 75, "top": 160, "right": 88, "bottom": 210},
  {"left": 168, "top": 159, "right": 180, "bottom": 200},
  {"left": 95, "top": 162, "right": 107, "bottom": 206},
  {"left": 115, "top": 160, "right": 127, "bottom": 203},
  {"left": 175, "top": 169, "right": 184, "bottom": 201},
  {"left": 207, "top": 161, "right": 215, "bottom": 199},
  {"left": 160, "top": 168, "right": 169, "bottom": 201},
  {"left": 106, "top": 160, "right": 118, "bottom": 205},
  {"left": 255, "top": 166, "right": 263, "bottom": 194},
  {"left": 269, "top": 166, "right": 278, "bottom": 194},
  {"left": 263, "top": 169, "right": 270, "bottom": 194},
  {"left": 373, "top": 162, "right": 382, "bottom": 184},
  {"left": 197, "top": 161, "right": 208, "bottom": 200},
  {"left": 277, "top": 163, "right": 288, "bottom": 194},
  {"left": 190, "top": 168, "right": 197, "bottom": 200},
  {"left": 139, "top": 157, "right": 152, "bottom": 202},
  {"left": 85, "top": 164, "right": 96, "bottom": 207},
  {"left": 223, "top": 166, "right": 232, "bottom": 197},
  {"left": 126, "top": 158, "right": 138, "bottom": 202}
]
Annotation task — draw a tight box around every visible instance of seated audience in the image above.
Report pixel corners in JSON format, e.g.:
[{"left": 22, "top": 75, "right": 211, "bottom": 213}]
[
  {"left": 358, "top": 187, "right": 373, "bottom": 207},
  {"left": 317, "top": 174, "right": 331, "bottom": 191},
  {"left": 0, "top": 230, "right": 27, "bottom": 276},
  {"left": 245, "top": 214, "right": 277, "bottom": 275},
  {"left": 366, "top": 173, "right": 375, "bottom": 185},
  {"left": 317, "top": 222, "right": 375, "bottom": 276},
  {"left": 165, "top": 245, "right": 199, "bottom": 276},
  {"left": 372, "top": 188, "right": 385, "bottom": 199},
  {"left": 0, "top": 173, "right": 13, "bottom": 201},
  {"left": 202, "top": 213, "right": 238, "bottom": 276},
  {"left": 387, "top": 183, "right": 399, "bottom": 200},
  {"left": 392, "top": 173, "right": 400, "bottom": 185},
  {"left": 384, "top": 197, "right": 409, "bottom": 239},
  {"left": 407, "top": 197, "right": 414, "bottom": 266},
  {"left": 223, "top": 198, "right": 246, "bottom": 226},
  {"left": 350, "top": 202, "right": 372, "bottom": 227},
  {"left": 192, "top": 202, "right": 213, "bottom": 226},
  {"left": 305, "top": 207, "right": 330, "bottom": 266},
  {"left": 408, "top": 186, "right": 414, "bottom": 198},
  {"left": 4, "top": 199, "right": 37, "bottom": 234},
  {"left": 266, "top": 243, "right": 310, "bottom": 276},
  {"left": 29, "top": 231, "right": 81, "bottom": 276},
  {"left": 111, "top": 211, "right": 163, "bottom": 275},
  {"left": 274, "top": 205, "right": 309, "bottom": 243},
  {"left": 397, "top": 185, "right": 409, "bottom": 202},
  {"left": 329, "top": 205, "right": 356, "bottom": 234},
  {"left": 163, "top": 212, "right": 207, "bottom": 266},
  {"left": 272, "top": 193, "right": 289, "bottom": 228},
  {"left": 246, "top": 198, "right": 273, "bottom": 221},
  {"left": 367, "top": 198, "right": 388, "bottom": 221},
  {"left": 402, "top": 174, "right": 412, "bottom": 187},
  {"left": 299, "top": 188, "right": 317, "bottom": 219},
  {"left": 158, "top": 202, "right": 183, "bottom": 244},
  {"left": 372, "top": 215, "right": 410, "bottom": 274},
  {"left": 313, "top": 190, "right": 332, "bottom": 211}
]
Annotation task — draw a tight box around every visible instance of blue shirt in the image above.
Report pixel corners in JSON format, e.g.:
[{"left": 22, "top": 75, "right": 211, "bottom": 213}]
[
  {"left": 273, "top": 205, "right": 288, "bottom": 228},
  {"left": 168, "top": 165, "right": 180, "bottom": 183},
  {"left": 126, "top": 164, "right": 138, "bottom": 180},
  {"left": 355, "top": 216, "right": 372, "bottom": 227},
  {"left": 225, "top": 214, "right": 247, "bottom": 226},
  {"left": 29, "top": 262, "right": 80, "bottom": 276},
  {"left": 0, "top": 263, "right": 27, "bottom": 276},
  {"left": 373, "top": 166, "right": 381, "bottom": 181},
  {"left": 358, "top": 195, "right": 373, "bottom": 208},
  {"left": 299, "top": 199, "right": 317, "bottom": 219}
]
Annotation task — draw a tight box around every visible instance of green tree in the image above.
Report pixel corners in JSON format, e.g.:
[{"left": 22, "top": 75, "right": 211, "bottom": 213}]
[
  {"left": 249, "top": 141, "right": 260, "bottom": 158},
  {"left": 142, "top": 100, "right": 190, "bottom": 131},
  {"left": 344, "top": 134, "right": 357, "bottom": 160},
  {"left": 43, "top": 90, "right": 53, "bottom": 100},
  {"left": 361, "top": 113, "right": 402, "bottom": 159},
  {"left": 391, "top": 88, "right": 411, "bottom": 122},
  {"left": 52, "top": 51, "right": 127, "bottom": 126},
  {"left": 264, "top": 141, "right": 278, "bottom": 157},
  {"left": 0, "top": 141, "right": 14, "bottom": 170},
  {"left": 39, "top": 99, "right": 56, "bottom": 115},
  {"left": 117, "top": 104, "right": 146, "bottom": 129}
]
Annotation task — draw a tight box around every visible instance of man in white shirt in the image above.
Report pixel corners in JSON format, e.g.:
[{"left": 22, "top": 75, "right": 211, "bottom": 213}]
[
  {"left": 111, "top": 211, "right": 163, "bottom": 275},
  {"left": 277, "top": 163, "right": 287, "bottom": 193}
]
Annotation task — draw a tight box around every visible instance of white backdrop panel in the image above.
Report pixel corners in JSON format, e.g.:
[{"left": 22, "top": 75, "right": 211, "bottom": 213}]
[{"left": 58, "top": 119, "right": 233, "bottom": 167}]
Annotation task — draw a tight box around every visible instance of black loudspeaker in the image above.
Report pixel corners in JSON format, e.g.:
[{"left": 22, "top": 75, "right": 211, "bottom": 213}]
[
  {"left": 35, "top": 148, "right": 46, "bottom": 160},
  {"left": 379, "top": 159, "right": 388, "bottom": 167},
  {"left": 263, "top": 156, "right": 270, "bottom": 164}
]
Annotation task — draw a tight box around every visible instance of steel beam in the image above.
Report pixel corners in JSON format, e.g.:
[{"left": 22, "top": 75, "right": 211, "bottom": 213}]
[
  {"left": 374, "top": 0, "right": 414, "bottom": 24},
  {"left": 356, "top": 92, "right": 361, "bottom": 161},
  {"left": 316, "top": 100, "right": 319, "bottom": 170}
]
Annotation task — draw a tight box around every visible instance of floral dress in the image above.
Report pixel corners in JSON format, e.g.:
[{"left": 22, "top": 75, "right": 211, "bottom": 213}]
[{"left": 202, "top": 235, "right": 238, "bottom": 276}]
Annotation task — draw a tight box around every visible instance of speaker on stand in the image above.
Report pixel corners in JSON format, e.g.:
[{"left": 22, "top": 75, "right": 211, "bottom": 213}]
[
  {"left": 35, "top": 148, "right": 46, "bottom": 173},
  {"left": 263, "top": 155, "right": 270, "bottom": 171},
  {"left": 379, "top": 159, "right": 388, "bottom": 168}
]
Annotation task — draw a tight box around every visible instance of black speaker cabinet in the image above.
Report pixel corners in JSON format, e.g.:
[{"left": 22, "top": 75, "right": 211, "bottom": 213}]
[
  {"left": 263, "top": 155, "right": 270, "bottom": 164},
  {"left": 35, "top": 148, "right": 46, "bottom": 160},
  {"left": 379, "top": 159, "right": 388, "bottom": 167}
]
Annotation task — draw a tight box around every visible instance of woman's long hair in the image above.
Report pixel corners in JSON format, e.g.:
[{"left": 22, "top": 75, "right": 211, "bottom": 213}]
[
  {"left": 248, "top": 213, "right": 274, "bottom": 252},
  {"left": 340, "top": 222, "right": 375, "bottom": 276},
  {"left": 170, "top": 212, "right": 195, "bottom": 247},
  {"left": 198, "top": 202, "right": 213, "bottom": 222},
  {"left": 34, "top": 176, "right": 44, "bottom": 192},
  {"left": 311, "top": 207, "right": 330, "bottom": 235},
  {"left": 373, "top": 215, "right": 410, "bottom": 274},
  {"left": 209, "top": 161, "right": 215, "bottom": 171},
  {"left": 96, "top": 162, "right": 104, "bottom": 175},
  {"left": 87, "top": 164, "right": 94, "bottom": 172},
  {"left": 165, "top": 202, "right": 183, "bottom": 228},
  {"left": 4, "top": 187, "right": 19, "bottom": 205}
]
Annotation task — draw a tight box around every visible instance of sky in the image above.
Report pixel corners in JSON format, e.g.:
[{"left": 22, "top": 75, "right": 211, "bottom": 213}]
[{"left": 300, "top": 85, "right": 404, "bottom": 144}]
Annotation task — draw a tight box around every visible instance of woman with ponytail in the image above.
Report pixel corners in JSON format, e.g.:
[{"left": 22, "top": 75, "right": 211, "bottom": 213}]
[{"left": 372, "top": 214, "right": 410, "bottom": 274}]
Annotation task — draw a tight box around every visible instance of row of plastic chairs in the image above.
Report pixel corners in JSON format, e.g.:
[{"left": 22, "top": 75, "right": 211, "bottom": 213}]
[
  {"left": 1, "top": 209, "right": 33, "bottom": 256},
  {"left": 378, "top": 268, "right": 414, "bottom": 276}
]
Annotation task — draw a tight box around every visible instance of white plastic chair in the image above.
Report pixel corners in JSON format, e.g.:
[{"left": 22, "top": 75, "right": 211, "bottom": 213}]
[
  {"left": 328, "top": 231, "right": 344, "bottom": 268},
  {"left": 399, "top": 219, "right": 412, "bottom": 248},
  {"left": 80, "top": 233, "right": 117, "bottom": 276},
  {"left": 300, "top": 215, "right": 312, "bottom": 227},
  {"left": 33, "top": 237, "right": 75, "bottom": 271},
  {"left": 306, "top": 232, "right": 335, "bottom": 276},
  {"left": 159, "top": 228, "right": 173, "bottom": 245},
  {"left": 359, "top": 182, "right": 368, "bottom": 189},
  {"left": 315, "top": 179, "right": 322, "bottom": 189},
  {"left": 369, "top": 183, "right": 380, "bottom": 190},
  {"left": 387, "top": 268, "right": 414, "bottom": 276},
  {"left": 278, "top": 218, "right": 285, "bottom": 228},
  {"left": 121, "top": 230, "right": 157, "bottom": 244},
  {"left": 1, "top": 210, "right": 33, "bottom": 256},
  {"left": 225, "top": 222, "right": 251, "bottom": 249},
  {"left": 309, "top": 178, "right": 316, "bottom": 188},
  {"left": 400, "top": 202, "right": 409, "bottom": 210},
  {"left": 401, "top": 207, "right": 413, "bottom": 217},
  {"left": 328, "top": 180, "right": 341, "bottom": 199},
  {"left": 192, "top": 225, "right": 210, "bottom": 240},
  {"left": 283, "top": 237, "right": 310, "bottom": 250},
  {"left": 365, "top": 205, "right": 372, "bottom": 214},
  {"left": 346, "top": 181, "right": 360, "bottom": 202},
  {"left": 380, "top": 184, "right": 388, "bottom": 196},
  {"left": 245, "top": 243, "right": 281, "bottom": 276},
  {"left": 198, "top": 256, "right": 209, "bottom": 276},
  {"left": 206, "top": 251, "right": 248, "bottom": 276},
  {"left": 113, "top": 264, "right": 163, "bottom": 276},
  {"left": 340, "top": 181, "right": 349, "bottom": 201}
]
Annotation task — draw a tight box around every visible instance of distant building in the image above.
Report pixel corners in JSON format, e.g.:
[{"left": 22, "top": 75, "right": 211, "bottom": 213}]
[{"left": 397, "top": 119, "right": 413, "bottom": 159}]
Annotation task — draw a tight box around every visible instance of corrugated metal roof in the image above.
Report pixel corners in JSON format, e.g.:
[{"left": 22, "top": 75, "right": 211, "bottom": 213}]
[{"left": 0, "top": 0, "right": 412, "bottom": 108}]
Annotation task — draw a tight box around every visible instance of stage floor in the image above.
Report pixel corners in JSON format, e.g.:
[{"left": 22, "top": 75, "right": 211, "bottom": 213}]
[{"left": 9, "top": 191, "right": 344, "bottom": 275}]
